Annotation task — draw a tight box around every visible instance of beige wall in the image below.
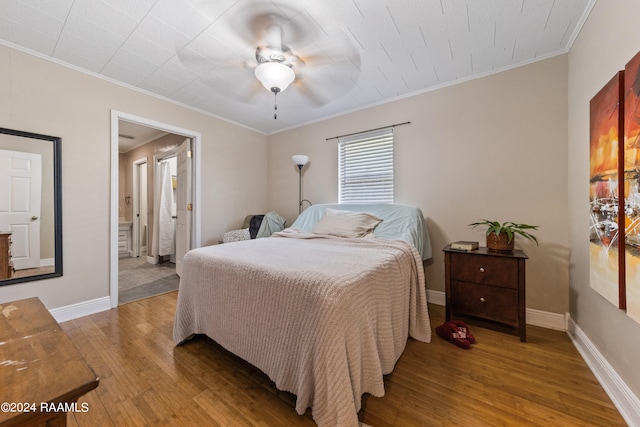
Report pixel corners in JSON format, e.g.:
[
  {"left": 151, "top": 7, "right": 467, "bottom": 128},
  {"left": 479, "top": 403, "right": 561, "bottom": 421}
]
[
  {"left": 267, "top": 54, "right": 570, "bottom": 315},
  {"left": 568, "top": 0, "right": 640, "bottom": 396},
  {"left": 0, "top": 44, "right": 268, "bottom": 309}
]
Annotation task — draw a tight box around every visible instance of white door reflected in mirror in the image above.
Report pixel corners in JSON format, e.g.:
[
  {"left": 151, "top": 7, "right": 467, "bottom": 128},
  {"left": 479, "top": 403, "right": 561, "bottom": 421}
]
[{"left": 0, "top": 149, "right": 41, "bottom": 270}]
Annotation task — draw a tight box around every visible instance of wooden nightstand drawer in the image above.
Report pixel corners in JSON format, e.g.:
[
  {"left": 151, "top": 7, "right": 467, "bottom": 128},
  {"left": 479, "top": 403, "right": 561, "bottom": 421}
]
[
  {"left": 450, "top": 280, "right": 519, "bottom": 326},
  {"left": 450, "top": 252, "right": 518, "bottom": 289}
]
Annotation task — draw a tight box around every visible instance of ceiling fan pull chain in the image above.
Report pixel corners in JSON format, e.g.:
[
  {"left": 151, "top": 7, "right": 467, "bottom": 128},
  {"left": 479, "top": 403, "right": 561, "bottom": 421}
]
[{"left": 273, "top": 87, "right": 279, "bottom": 119}]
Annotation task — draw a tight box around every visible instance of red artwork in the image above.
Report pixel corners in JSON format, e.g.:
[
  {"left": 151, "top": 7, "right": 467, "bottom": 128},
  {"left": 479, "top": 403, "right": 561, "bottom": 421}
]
[
  {"left": 589, "top": 71, "right": 625, "bottom": 309},
  {"left": 624, "top": 52, "right": 640, "bottom": 322}
]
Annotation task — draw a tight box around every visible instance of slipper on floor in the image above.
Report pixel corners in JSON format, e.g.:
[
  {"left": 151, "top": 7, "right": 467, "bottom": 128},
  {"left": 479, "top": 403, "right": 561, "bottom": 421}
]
[
  {"left": 436, "top": 321, "right": 471, "bottom": 349},
  {"left": 452, "top": 320, "right": 476, "bottom": 344}
]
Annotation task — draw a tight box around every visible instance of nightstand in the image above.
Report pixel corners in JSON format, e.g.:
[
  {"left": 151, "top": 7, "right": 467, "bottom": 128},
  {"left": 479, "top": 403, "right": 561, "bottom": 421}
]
[{"left": 443, "top": 245, "right": 528, "bottom": 342}]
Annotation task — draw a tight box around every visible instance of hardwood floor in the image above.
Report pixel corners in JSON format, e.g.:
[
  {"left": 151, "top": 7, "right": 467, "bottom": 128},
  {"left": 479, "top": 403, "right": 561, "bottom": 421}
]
[{"left": 61, "top": 291, "right": 626, "bottom": 426}]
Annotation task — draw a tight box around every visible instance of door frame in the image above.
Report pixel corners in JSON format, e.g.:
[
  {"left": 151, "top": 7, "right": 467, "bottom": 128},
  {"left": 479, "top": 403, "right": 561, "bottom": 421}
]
[
  {"left": 131, "top": 157, "right": 147, "bottom": 258},
  {"left": 110, "top": 110, "right": 202, "bottom": 308}
]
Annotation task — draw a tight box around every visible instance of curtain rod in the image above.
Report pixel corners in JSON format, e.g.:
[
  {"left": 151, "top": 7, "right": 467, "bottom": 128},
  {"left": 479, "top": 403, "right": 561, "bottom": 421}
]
[{"left": 325, "top": 121, "right": 411, "bottom": 141}]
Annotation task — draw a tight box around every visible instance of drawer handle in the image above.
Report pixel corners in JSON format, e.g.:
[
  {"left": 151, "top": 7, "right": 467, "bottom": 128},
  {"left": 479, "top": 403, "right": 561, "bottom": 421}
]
[
  {"left": 480, "top": 297, "right": 486, "bottom": 303},
  {"left": 479, "top": 267, "right": 485, "bottom": 273}
]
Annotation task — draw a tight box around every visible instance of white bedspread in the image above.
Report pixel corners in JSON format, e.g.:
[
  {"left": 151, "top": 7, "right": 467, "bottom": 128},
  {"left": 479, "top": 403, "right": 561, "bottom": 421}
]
[{"left": 173, "top": 229, "right": 431, "bottom": 426}]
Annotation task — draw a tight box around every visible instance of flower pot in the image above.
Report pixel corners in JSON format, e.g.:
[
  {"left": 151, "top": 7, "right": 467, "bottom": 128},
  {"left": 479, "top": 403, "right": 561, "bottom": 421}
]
[{"left": 486, "top": 232, "right": 514, "bottom": 251}]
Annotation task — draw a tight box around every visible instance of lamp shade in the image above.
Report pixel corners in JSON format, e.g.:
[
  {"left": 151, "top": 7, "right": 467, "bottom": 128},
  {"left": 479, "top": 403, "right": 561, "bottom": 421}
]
[
  {"left": 292, "top": 155, "right": 309, "bottom": 167},
  {"left": 255, "top": 62, "right": 295, "bottom": 92}
]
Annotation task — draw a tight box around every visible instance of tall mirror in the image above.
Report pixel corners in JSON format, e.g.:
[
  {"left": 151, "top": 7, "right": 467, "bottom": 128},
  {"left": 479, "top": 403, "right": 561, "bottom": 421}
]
[{"left": 0, "top": 127, "right": 62, "bottom": 285}]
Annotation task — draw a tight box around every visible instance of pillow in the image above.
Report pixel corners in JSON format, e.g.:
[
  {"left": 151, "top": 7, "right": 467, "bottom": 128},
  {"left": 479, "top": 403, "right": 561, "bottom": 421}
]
[
  {"left": 313, "top": 208, "right": 382, "bottom": 238},
  {"left": 222, "top": 228, "right": 250, "bottom": 243}
]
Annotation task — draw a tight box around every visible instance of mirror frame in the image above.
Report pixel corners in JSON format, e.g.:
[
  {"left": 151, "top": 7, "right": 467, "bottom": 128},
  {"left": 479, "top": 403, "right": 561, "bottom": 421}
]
[{"left": 0, "top": 127, "right": 62, "bottom": 285}]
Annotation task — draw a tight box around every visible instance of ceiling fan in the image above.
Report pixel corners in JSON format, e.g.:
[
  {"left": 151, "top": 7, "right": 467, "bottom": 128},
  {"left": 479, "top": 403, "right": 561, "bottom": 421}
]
[
  {"left": 253, "top": 24, "right": 301, "bottom": 119},
  {"left": 178, "top": 4, "right": 361, "bottom": 121}
]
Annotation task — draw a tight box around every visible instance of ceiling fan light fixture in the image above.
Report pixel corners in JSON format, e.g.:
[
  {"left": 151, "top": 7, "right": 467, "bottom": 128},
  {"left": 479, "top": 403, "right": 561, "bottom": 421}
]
[{"left": 255, "top": 61, "right": 295, "bottom": 93}]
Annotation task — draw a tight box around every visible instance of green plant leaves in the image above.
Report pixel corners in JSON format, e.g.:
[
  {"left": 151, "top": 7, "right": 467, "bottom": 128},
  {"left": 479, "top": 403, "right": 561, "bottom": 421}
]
[{"left": 469, "top": 219, "right": 539, "bottom": 244}]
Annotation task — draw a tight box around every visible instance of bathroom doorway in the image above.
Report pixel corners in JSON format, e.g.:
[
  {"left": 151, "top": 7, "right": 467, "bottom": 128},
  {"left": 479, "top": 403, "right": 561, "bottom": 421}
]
[
  {"left": 110, "top": 110, "right": 201, "bottom": 308},
  {"left": 119, "top": 126, "right": 181, "bottom": 304}
]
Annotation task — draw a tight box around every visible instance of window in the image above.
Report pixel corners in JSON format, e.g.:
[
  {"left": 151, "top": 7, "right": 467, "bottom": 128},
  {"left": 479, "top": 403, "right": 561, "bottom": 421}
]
[{"left": 338, "top": 127, "right": 394, "bottom": 203}]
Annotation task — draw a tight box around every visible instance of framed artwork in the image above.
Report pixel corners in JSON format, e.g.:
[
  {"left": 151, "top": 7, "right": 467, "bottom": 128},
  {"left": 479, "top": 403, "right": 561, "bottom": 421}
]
[
  {"left": 589, "top": 71, "right": 625, "bottom": 309},
  {"left": 625, "top": 52, "right": 640, "bottom": 322}
]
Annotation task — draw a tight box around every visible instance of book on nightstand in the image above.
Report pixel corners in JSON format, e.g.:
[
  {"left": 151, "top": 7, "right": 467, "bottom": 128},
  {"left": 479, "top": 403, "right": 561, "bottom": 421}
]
[{"left": 450, "top": 241, "right": 479, "bottom": 251}]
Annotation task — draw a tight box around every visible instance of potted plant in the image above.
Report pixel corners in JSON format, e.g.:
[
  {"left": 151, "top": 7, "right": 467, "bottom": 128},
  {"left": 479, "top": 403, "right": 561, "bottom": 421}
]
[{"left": 469, "top": 219, "right": 539, "bottom": 251}]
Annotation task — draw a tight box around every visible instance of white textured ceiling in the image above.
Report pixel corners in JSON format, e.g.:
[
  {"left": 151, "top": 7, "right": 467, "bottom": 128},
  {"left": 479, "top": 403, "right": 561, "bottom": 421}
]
[{"left": 0, "top": 0, "right": 592, "bottom": 135}]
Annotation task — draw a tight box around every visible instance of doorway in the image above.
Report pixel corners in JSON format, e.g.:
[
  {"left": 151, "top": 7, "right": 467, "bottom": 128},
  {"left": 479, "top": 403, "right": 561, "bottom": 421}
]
[
  {"left": 110, "top": 110, "right": 201, "bottom": 308},
  {"left": 120, "top": 132, "right": 181, "bottom": 304}
]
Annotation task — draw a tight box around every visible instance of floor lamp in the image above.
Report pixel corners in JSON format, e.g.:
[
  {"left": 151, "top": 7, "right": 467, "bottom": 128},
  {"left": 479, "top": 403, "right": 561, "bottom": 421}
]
[{"left": 292, "top": 155, "right": 309, "bottom": 214}]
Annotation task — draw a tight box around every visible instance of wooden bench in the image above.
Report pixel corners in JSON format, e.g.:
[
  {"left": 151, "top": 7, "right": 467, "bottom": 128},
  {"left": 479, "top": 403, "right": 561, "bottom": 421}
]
[{"left": 0, "top": 297, "right": 99, "bottom": 426}]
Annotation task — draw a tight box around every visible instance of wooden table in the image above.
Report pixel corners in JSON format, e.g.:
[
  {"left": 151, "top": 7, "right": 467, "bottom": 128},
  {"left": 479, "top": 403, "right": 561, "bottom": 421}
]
[{"left": 0, "top": 297, "right": 99, "bottom": 426}]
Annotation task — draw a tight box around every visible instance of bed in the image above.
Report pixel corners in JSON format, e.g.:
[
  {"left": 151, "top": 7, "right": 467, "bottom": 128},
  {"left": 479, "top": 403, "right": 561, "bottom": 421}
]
[{"left": 173, "top": 203, "right": 432, "bottom": 426}]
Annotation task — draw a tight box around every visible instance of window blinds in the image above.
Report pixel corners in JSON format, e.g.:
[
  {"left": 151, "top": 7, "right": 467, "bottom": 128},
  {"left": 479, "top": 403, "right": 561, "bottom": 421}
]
[{"left": 338, "top": 127, "right": 394, "bottom": 204}]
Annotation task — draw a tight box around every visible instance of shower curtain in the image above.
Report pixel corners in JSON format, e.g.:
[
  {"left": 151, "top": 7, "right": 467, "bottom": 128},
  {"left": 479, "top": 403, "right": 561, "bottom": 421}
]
[{"left": 152, "top": 160, "right": 175, "bottom": 257}]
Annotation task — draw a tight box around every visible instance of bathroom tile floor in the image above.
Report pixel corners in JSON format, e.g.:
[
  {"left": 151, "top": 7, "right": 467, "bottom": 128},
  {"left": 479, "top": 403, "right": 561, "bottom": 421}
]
[{"left": 118, "top": 255, "right": 179, "bottom": 304}]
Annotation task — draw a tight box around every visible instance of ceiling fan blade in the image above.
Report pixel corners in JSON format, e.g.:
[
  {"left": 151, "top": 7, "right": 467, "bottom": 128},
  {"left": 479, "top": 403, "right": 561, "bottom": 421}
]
[
  {"left": 201, "top": 70, "right": 267, "bottom": 105},
  {"left": 184, "top": 2, "right": 363, "bottom": 110},
  {"left": 264, "top": 24, "right": 283, "bottom": 50},
  {"left": 296, "top": 30, "right": 362, "bottom": 71},
  {"left": 296, "top": 85, "right": 328, "bottom": 107},
  {"left": 291, "top": 75, "right": 331, "bottom": 107},
  {"left": 292, "top": 54, "right": 361, "bottom": 107},
  {"left": 237, "top": 79, "right": 267, "bottom": 104},
  {"left": 175, "top": 49, "right": 216, "bottom": 74}
]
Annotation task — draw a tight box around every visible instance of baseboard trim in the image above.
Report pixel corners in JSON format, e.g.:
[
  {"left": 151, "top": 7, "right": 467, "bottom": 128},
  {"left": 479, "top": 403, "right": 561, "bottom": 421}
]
[
  {"left": 526, "top": 307, "right": 567, "bottom": 331},
  {"left": 426, "top": 290, "right": 566, "bottom": 330},
  {"left": 49, "top": 296, "right": 111, "bottom": 323},
  {"left": 568, "top": 317, "right": 640, "bottom": 426},
  {"left": 426, "top": 289, "right": 446, "bottom": 306}
]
